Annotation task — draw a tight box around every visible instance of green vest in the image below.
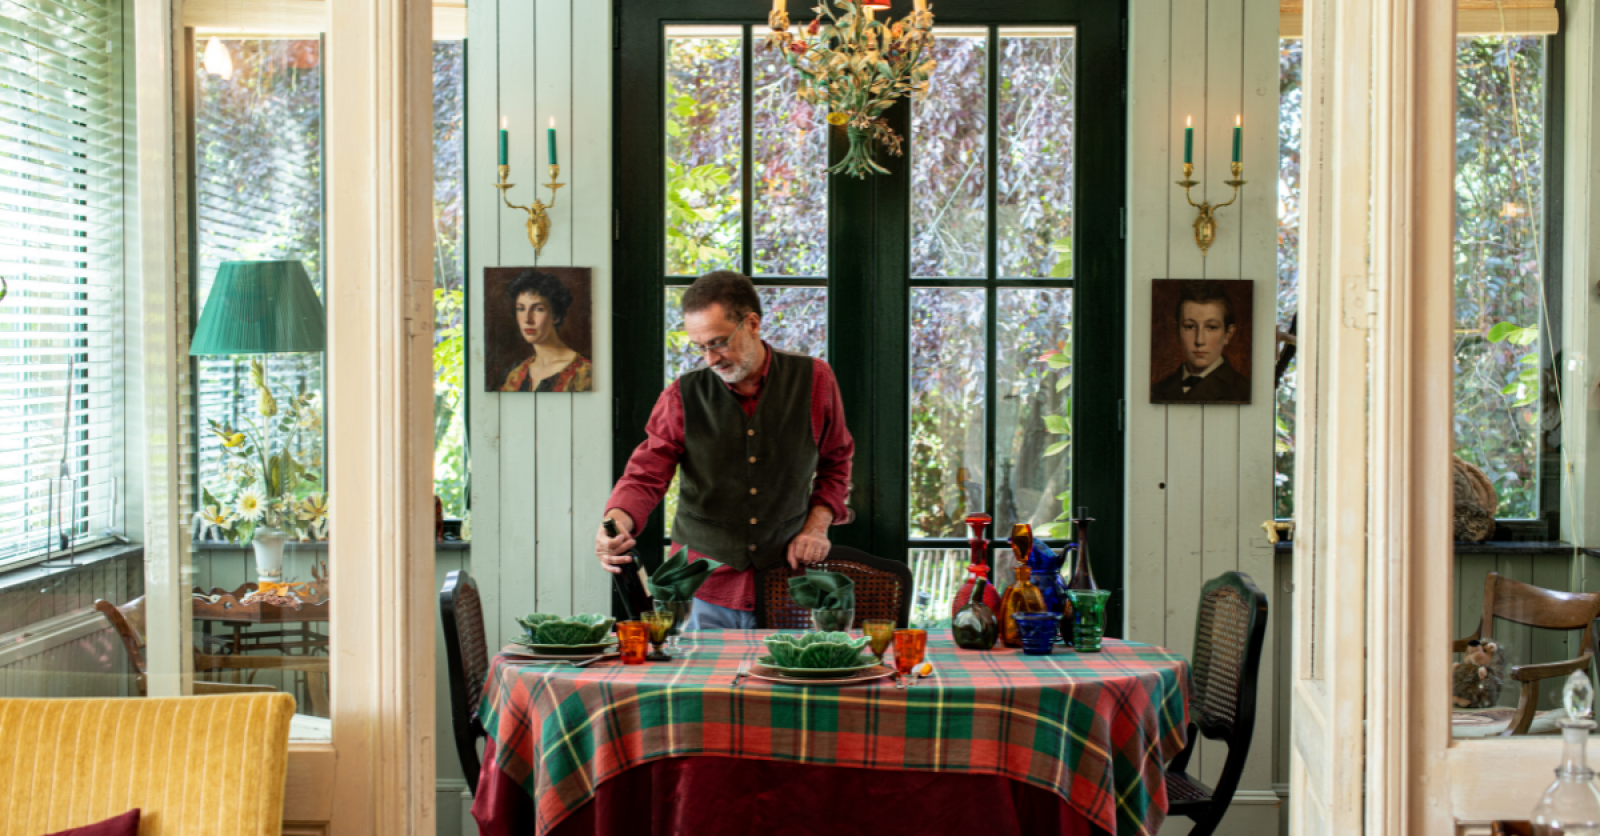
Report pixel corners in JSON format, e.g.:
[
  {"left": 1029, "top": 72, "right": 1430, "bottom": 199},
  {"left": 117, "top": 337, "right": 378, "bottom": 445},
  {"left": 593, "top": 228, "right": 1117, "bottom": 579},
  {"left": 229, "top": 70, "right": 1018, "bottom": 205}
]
[{"left": 673, "top": 348, "right": 819, "bottom": 572}]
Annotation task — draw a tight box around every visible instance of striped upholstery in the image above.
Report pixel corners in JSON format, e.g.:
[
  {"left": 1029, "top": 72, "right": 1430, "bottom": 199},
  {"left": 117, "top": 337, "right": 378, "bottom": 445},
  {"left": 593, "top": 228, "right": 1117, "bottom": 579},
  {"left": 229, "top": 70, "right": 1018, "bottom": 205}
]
[{"left": 0, "top": 694, "right": 294, "bottom": 836}]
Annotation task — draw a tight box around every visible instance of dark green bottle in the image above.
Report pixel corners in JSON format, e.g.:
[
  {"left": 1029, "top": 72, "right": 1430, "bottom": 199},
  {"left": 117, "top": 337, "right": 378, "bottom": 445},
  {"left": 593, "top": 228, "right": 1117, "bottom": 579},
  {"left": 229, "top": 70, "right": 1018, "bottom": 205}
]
[{"left": 952, "top": 576, "right": 999, "bottom": 650}]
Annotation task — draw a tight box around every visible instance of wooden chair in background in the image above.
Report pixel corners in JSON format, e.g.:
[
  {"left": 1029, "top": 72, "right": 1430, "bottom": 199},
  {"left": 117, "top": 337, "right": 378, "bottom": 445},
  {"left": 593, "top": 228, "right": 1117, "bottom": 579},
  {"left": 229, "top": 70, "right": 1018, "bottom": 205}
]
[
  {"left": 94, "top": 597, "right": 329, "bottom": 715},
  {"left": 755, "top": 545, "right": 913, "bottom": 630},
  {"left": 1454, "top": 572, "right": 1600, "bottom": 736}
]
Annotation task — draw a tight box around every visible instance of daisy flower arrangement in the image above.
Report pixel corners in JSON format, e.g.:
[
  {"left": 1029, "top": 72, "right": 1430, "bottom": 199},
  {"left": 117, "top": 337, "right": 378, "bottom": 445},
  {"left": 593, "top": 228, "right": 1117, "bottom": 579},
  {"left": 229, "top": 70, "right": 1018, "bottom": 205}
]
[{"left": 194, "top": 358, "right": 328, "bottom": 544}]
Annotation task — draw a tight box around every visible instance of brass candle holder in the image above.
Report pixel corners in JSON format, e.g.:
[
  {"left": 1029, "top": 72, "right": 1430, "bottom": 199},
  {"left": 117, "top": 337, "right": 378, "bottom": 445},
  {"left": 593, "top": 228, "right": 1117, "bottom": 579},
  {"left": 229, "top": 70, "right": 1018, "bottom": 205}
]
[
  {"left": 1175, "top": 161, "right": 1246, "bottom": 256},
  {"left": 494, "top": 163, "right": 565, "bottom": 259}
]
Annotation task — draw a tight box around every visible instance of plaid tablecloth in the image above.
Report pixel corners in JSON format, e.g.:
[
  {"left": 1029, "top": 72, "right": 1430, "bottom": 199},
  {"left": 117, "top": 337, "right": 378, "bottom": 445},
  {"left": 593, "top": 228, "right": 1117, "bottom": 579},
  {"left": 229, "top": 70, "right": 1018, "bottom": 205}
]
[{"left": 479, "top": 631, "right": 1191, "bottom": 836}]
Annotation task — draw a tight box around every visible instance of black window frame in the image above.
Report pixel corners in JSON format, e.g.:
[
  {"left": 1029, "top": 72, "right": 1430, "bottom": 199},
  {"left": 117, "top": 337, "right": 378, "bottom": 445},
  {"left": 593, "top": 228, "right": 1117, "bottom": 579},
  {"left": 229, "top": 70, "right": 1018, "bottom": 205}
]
[{"left": 614, "top": 0, "right": 1128, "bottom": 629}]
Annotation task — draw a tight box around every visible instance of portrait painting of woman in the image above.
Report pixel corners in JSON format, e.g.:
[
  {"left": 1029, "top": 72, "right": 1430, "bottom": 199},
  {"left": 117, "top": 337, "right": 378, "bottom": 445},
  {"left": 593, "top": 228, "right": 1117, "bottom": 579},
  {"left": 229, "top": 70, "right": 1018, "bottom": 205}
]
[{"left": 484, "top": 267, "right": 594, "bottom": 393}]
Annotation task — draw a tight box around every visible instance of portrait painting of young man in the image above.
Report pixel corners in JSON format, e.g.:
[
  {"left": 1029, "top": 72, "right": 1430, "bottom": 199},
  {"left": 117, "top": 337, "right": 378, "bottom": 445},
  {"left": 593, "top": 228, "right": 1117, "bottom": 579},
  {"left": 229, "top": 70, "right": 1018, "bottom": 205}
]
[{"left": 1149, "top": 278, "right": 1254, "bottom": 405}]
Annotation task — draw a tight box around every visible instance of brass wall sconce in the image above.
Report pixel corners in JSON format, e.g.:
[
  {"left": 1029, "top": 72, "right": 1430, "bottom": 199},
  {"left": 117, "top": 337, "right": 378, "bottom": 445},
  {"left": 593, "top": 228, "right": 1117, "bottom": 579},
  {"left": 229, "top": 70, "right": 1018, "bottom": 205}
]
[
  {"left": 494, "top": 164, "right": 564, "bottom": 259},
  {"left": 1176, "top": 161, "right": 1246, "bottom": 256}
]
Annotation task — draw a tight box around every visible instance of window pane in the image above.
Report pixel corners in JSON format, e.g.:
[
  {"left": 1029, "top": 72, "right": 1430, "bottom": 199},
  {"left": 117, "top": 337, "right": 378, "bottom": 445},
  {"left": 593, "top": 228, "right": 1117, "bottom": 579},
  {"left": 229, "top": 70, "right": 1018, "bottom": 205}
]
[
  {"left": 753, "top": 51, "right": 827, "bottom": 276},
  {"left": 1275, "top": 39, "right": 1302, "bottom": 520},
  {"left": 433, "top": 41, "right": 467, "bottom": 519},
  {"left": 661, "top": 286, "right": 828, "bottom": 536},
  {"left": 665, "top": 27, "right": 742, "bottom": 277},
  {"left": 997, "top": 30, "right": 1075, "bottom": 279},
  {"left": 908, "top": 547, "right": 970, "bottom": 630},
  {"left": 911, "top": 32, "right": 988, "bottom": 279},
  {"left": 908, "top": 288, "right": 986, "bottom": 538},
  {"left": 996, "top": 289, "right": 1071, "bottom": 537},
  {"left": 0, "top": 0, "right": 124, "bottom": 564},
  {"left": 1453, "top": 35, "right": 1544, "bottom": 520},
  {"left": 192, "top": 40, "right": 329, "bottom": 730}
]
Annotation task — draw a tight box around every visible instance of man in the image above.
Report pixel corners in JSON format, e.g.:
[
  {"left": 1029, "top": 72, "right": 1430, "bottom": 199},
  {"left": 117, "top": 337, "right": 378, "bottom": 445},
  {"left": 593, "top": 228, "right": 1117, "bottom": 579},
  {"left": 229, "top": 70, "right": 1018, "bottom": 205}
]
[
  {"left": 1150, "top": 279, "right": 1252, "bottom": 404},
  {"left": 595, "top": 271, "right": 854, "bottom": 630}
]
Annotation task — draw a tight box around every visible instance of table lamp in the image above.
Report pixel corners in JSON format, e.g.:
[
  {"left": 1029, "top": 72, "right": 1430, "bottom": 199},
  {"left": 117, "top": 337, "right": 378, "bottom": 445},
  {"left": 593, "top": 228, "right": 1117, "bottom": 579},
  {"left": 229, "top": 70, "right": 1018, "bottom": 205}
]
[{"left": 190, "top": 260, "right": 326, "bottom": 356}]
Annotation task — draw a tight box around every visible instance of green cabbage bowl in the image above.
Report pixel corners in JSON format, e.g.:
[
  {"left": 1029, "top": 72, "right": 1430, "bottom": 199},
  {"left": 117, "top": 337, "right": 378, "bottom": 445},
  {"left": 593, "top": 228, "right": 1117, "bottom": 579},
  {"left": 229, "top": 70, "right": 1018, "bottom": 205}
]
[
  {"left": 515, "top": 612, "right": 616, "bottom": 646},
  {"left": 762, "top": 631, "right": 871, "bottom": 669}
]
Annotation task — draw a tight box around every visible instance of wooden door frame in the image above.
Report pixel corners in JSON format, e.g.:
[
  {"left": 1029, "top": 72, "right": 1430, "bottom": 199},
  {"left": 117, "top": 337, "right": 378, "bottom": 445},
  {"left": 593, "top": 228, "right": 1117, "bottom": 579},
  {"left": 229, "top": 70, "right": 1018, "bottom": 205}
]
[
  {"left": 1331, "top": 0, "right": 1579, "bottom": 831},
  {"left": 133, "top": 0, "right": 439, "bottom": 832}
]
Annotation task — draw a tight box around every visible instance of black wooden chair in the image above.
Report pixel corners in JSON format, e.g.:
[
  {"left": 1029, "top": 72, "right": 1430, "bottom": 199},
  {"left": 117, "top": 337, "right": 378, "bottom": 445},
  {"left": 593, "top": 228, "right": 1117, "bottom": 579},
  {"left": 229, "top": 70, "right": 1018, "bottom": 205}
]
[
  {"left": 754, "top": 545, "right": 913, "bottom": 629},
  {"left": 440, "top": 570, "right": 490, "bottom": 796},
  {"left": 1164, "top": 570, "right": 1269, "bottom": 836}
]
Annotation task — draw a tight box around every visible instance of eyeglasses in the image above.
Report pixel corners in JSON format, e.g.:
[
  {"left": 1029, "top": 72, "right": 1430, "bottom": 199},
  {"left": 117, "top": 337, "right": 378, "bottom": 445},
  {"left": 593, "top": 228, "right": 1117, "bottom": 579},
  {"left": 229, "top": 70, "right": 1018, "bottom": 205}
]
[{"left": 685, "top": 320, "right": 744, "bottom": 359}]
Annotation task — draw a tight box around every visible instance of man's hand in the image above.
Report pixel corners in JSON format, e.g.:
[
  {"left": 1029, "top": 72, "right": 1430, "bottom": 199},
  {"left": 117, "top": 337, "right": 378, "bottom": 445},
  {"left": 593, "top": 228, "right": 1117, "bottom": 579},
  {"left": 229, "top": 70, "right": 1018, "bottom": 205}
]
[
  {"left": 786, "top": 506, "right": 835, "bottom": 569},
  {"left": 596, "top": 511, "right": 637, "bottom": 575}
]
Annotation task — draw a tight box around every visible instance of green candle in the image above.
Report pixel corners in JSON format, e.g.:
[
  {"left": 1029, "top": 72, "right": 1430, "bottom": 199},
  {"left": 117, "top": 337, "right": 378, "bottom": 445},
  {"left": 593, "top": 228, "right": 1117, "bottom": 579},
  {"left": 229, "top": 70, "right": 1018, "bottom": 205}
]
[
  {"left": 547, "top": 118, "right": 558, "bottom": 166},
  {"left": 1183, "top": 116, "right": 1193, "bottom": 165},
  {"left": 1232, "top": 115, "right": 1241, "bottom": 163},
  {"left": 498, "top": 124, "right": 508, "bottom": 166}
]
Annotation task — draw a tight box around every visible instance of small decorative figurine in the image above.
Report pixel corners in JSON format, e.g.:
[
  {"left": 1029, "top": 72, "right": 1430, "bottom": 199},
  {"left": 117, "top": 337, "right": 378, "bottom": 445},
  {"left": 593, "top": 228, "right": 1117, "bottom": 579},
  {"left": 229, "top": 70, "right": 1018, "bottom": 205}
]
[{"left": 1451, "top": 638, "right": 1507, "bottom": 709}]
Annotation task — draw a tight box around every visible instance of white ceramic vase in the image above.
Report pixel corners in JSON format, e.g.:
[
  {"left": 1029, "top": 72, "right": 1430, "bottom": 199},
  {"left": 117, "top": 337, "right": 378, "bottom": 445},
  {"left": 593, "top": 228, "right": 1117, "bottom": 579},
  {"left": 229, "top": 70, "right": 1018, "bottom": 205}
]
[{"left": 252, "top": 527, "right": 288, "bottom": 584}]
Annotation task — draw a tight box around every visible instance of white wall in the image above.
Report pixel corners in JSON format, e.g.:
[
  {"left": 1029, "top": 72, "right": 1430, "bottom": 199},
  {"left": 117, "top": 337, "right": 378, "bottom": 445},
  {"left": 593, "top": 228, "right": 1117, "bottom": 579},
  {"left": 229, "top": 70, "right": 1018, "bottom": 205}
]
[
  {"left": 464, "top": 0, "right": 615, "bottom": 660},
  {"left": 1125, "top": 0, "right": 1282, "bottom": 832}
]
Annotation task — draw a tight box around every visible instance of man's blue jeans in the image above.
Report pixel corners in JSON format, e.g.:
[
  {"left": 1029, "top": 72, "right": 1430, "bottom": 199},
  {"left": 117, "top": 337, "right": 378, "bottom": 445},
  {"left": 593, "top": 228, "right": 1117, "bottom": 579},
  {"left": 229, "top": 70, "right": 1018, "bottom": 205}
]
[{"left": 682, "top": 598, "right": 757, "bottom": 630}]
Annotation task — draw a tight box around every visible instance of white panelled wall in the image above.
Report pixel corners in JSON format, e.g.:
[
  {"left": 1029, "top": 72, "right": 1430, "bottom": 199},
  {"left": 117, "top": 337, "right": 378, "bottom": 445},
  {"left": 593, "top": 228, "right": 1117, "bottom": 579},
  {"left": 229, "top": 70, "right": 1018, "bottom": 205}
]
[
  {"left": 1125, "top": 1, "right": 1282, "bottom": 834},
  {"left": 464, "top": 0, "right": 615, "bottom": 657},
  {"left": 440, "top": 1, "right": 1286, "bottom": 834}
]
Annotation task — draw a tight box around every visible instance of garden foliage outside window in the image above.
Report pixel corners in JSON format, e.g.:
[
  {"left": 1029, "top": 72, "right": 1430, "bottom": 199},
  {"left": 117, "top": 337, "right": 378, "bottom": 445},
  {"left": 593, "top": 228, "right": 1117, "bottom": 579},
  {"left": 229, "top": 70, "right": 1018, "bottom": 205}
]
[
  {"left": 192, "top": 40, "right": 469, "bottom": 534},
  {"left": 1274, "top": 35, "right": 1550, "bottom": 524}
]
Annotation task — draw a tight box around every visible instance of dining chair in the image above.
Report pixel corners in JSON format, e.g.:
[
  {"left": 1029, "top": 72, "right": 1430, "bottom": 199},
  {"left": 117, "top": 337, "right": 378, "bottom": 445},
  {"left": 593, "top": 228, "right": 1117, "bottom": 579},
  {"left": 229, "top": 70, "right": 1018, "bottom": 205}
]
[
  {"left": 755, "top": 545, "right": 913, "bottom": 629},
  {"left": 1453, "top": 572, "right": 1600, "bottom": 736},
  {"left": 440, "top": 569, "right": 490, "bottom": 796},
  {"left": 1163, "top": 570, "right": 1269, "bottom": 836}
]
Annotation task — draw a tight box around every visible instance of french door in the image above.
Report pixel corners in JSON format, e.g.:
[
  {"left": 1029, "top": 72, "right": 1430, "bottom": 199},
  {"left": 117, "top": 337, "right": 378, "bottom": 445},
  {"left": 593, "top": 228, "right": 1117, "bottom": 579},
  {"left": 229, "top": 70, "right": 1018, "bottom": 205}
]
[{"left": 614, "top": 0, "right": 1126, "bottom": 630}]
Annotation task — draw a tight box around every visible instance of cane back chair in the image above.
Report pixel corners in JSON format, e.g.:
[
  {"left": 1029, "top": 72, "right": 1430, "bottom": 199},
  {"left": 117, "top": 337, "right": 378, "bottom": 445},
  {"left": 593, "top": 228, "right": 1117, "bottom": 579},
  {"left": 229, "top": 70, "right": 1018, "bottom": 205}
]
[
  {"left": 755, "top": 545, "right": 913, "bottom": 629},
  {"left": 440, "top": 570, "right": 491, "bottom": 795},
  {"left": 1164, "top": 570, "right": 1270, "bottom": 836}
]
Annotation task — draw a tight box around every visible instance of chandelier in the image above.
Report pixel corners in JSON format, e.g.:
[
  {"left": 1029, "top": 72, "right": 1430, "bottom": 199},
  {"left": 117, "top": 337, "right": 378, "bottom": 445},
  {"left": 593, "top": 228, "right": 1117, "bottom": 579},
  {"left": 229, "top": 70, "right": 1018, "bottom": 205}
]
[{"left": 766, "top": 1, "right": 936, "bottom": 178}]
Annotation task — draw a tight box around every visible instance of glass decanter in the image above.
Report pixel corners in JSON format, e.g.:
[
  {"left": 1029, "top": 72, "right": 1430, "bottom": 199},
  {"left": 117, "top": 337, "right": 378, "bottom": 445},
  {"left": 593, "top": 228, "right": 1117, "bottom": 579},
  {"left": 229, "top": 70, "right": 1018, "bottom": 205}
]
[{"left": 1532, "top": 671, "right": 1600, "bottom": 835}]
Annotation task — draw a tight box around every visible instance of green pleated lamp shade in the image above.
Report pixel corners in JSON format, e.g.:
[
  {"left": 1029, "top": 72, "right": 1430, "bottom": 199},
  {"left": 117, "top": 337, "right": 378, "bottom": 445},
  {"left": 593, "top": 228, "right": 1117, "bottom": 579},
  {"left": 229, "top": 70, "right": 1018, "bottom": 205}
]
[{"left": 190, "top": 260, "right": 326, "bottom": 355}]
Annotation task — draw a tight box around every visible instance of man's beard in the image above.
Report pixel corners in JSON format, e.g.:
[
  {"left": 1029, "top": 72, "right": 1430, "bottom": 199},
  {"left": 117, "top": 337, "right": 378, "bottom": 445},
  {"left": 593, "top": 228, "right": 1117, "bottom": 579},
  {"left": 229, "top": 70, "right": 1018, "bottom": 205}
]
[{"left": 713, "top": 353, "right": 758, "bottom": 384}]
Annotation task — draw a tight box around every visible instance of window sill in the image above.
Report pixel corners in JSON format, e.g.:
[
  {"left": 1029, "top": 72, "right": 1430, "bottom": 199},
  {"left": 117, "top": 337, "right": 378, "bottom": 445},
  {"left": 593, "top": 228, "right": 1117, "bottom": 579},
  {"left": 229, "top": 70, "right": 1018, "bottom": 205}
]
[
  {"left": 1271, "top": 540, "right": 1585, "bottom": 555},
  {"left": 0, "top": 542, "right": 144, "bottom": 592},
  {"left": 191, "top": 539, "right": 471, "bottom": 551}
]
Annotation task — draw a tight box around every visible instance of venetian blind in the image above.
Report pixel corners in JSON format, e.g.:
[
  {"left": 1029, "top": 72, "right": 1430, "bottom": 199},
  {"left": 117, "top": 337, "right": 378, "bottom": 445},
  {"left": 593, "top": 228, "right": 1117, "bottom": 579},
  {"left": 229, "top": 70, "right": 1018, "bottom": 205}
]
[{"left": 0, "top": 0, "right": 125, "bottom": 564}]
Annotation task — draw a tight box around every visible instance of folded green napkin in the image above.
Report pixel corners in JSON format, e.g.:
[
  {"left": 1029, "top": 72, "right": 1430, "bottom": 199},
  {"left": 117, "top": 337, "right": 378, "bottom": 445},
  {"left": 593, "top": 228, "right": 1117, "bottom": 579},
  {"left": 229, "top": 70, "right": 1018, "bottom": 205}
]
[
  {"left": 788, "top": 570, "right": 855, "bottom": 610},
  {"left": 648, "top": 550, "right": 723, "bottom": 602}
]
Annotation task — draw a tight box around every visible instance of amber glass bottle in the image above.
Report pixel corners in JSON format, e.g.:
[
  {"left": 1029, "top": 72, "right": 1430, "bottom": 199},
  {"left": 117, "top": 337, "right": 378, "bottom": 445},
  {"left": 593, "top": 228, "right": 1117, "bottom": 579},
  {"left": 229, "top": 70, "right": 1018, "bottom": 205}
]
[{"left": 998, "top": 562, "right": 1048, "bottom": 648}]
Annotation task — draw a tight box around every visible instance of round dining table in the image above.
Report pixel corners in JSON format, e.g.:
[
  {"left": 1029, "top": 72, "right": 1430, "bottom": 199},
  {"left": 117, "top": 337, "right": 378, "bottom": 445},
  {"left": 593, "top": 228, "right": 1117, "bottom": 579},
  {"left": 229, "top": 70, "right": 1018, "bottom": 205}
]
[{"left": 471, "top": 630, "right": 1191, "bottom": 836}]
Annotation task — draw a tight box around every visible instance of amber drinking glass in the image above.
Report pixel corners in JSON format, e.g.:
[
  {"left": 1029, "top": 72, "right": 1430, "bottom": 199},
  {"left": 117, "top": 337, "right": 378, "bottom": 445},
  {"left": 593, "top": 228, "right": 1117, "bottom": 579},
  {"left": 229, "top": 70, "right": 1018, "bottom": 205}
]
[
  {"left": 642, "top": 610, "right": 674, "bottom": 661},
  {"left": 892, "top": 629, "right": 928, "bottom": 676},
  {"left": 618, "top": 621, "right": 650, "bottom": 665},
  {"left": 863, "top": 619, "right": 895, "bottom": 664}
]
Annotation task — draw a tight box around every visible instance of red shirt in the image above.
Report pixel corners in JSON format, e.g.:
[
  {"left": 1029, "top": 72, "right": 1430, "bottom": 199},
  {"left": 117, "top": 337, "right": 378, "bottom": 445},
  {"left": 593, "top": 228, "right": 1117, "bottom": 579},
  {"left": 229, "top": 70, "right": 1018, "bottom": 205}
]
[{"left": 606, "top": 344, "right": 854, "bottom": 611}]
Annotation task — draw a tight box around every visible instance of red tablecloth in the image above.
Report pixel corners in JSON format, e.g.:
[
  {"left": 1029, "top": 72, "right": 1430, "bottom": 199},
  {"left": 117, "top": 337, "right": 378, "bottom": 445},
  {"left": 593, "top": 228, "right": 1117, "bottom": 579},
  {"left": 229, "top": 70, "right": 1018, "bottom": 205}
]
[{"left": 473, "top": 739, "right": 1099, "bottom": 836}]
